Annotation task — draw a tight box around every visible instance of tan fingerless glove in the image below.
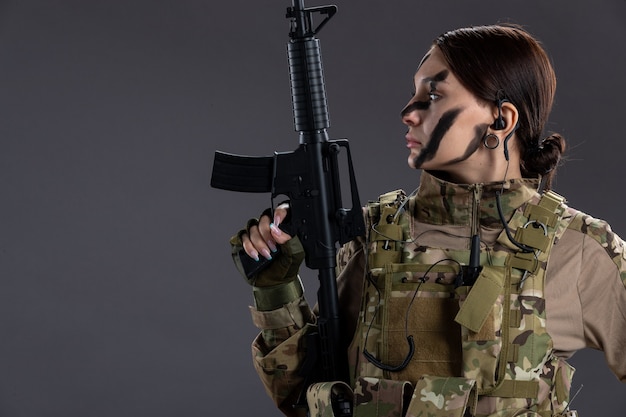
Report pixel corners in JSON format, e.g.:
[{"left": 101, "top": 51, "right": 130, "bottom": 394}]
[{"left": 230, "top": 229, "right": 306, "bottom": 311}]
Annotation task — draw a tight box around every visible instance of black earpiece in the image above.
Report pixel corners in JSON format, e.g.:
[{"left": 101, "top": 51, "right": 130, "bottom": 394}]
[
  {"left": 493, "top": 114, "right": 506, "bottom": 130},
  {"left": 492, "top": 98, "right": 508, "bottom": 130}
]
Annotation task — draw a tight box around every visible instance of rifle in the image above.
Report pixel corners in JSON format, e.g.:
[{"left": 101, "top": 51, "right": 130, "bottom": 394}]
[{"left": 210, "top": 0, "right": 365, "bottom": 413}]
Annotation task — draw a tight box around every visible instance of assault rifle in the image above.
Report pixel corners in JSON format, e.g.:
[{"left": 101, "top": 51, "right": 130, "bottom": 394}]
[{"left": 210, "top": 0, "right": 365, "bottom": 413}]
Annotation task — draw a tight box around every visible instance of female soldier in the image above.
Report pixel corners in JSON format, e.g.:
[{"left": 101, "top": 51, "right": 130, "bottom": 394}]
[{"left": 231, "top": 24, "right": 626, "bottom": 417}]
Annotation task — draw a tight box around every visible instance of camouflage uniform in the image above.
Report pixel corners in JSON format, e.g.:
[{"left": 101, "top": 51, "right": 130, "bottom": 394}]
[{"left": 241, "top": 171, "right": 626, "bottom": 417}]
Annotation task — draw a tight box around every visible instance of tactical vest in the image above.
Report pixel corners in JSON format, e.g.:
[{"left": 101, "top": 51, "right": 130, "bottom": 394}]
[{"left": 305, "top": 189, "right": 579, "bottom": 417}]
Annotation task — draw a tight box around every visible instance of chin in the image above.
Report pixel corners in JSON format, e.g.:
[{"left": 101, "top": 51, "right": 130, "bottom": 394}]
[
  {"left": 408, "top": 152, "right": 423, "bottom": 168},
  {"left": 409, "top": 157, "right": 427, "bottom": 171}
]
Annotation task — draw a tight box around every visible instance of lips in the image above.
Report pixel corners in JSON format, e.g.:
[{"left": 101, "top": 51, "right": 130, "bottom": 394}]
[{"left": 405, "top": 134, "right": 422, "bottom": 148}]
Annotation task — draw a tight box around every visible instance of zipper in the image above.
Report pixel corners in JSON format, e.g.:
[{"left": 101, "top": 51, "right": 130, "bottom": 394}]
[{"left": 470, "top": 183, "right": 483, "bottom": 243}]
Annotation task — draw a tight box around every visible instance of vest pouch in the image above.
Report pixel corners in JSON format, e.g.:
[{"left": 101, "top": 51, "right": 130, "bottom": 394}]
[
  {"left": 454, "top": 265, "right": 509, "bottom": 394},
  {"left": 353, "top": 377, "right": 413, "bottom": 417},
  {"left": 552, "top": 358, "right": 575, "bottom": 413},
  {"left": 405, "top": 375, "right": 476, "bottom": 417},
  {"left": 535, "top": 354, "right": 576, "bottom": 416},
  {"left": 378, "top": 263, "right": 463, "bottom": 383},
  {"left": 306, "top": 380, "right": 353, "bottom": 417}
]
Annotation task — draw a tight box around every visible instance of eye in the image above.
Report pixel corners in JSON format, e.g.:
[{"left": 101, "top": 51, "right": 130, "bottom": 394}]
[{"left": 428, "top": 91, "right": 440, "bottom": 101}]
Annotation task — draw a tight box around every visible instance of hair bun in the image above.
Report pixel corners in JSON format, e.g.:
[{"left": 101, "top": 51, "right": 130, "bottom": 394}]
[
  {"left": 522, "top": 132, "right": 566, "bottom": 187},
  {"left": 540, "top": 133, "right": 566, "bottom": 154}
]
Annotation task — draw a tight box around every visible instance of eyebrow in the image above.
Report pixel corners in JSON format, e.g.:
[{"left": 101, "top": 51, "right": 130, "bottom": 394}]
[{"left": 422, "top": 69, "right": 449, "bottom": 88}]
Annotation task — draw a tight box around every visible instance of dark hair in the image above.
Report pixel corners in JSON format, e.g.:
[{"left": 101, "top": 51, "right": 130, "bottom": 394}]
[{"left": 435, "top": 24, "right": 565, "bottom": 190}]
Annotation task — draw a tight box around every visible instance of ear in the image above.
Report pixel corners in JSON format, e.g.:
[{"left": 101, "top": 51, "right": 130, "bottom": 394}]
[{"left": 492, "top": 101, "right": 520, "bottom": 162}]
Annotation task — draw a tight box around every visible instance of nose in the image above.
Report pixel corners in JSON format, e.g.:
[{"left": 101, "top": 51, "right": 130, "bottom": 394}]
[{"left": 401, "top": 102, "right": 421, "bottom": 127}]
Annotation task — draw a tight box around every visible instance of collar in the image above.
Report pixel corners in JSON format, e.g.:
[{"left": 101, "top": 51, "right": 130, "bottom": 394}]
[{"left": 412, "top": 171, "right": 540, "bottom": 228}]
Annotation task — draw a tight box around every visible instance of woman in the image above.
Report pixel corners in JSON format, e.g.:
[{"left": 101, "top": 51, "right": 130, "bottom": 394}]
[{"left": 231, "top": 24, "right": 626, "bottom": 417}]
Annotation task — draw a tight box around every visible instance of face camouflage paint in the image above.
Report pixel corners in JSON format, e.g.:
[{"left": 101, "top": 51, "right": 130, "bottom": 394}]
[
  {"left": 401, "top": 99, "right": 431, "bottom": 114},
  {"left": 424, "top": 70, "right": 449, "bottom": 87},
  {"left": 413, "top": 107, "right": 462, "bottom": 167},
  {"left": 446, "top": 123, "right": 490, "bottom": 165},
  {"left": 400, "top": 70, "right": 450, "bottom": 116}
]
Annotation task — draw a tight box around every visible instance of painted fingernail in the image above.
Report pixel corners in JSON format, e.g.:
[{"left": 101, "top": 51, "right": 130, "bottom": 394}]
[
  {"left": 268, "top": 241, "right": 278, "bottom": 253},
  {"left": 260, "top": 249, "right": 272, "bottom": 260},
  {"left": 270, "top": 223, "right": 283, "bottom": 237},
  {"left": 250, "top": 250, "right": 260, "bottom": 262}
]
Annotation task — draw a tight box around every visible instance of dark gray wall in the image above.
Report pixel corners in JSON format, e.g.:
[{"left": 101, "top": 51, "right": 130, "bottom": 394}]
[{"left": 0, "top": 0, "right": 624, "bottom": 416}]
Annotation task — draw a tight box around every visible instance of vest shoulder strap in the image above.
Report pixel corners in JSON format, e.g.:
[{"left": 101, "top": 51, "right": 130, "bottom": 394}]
[{"left": 365, "top": 189, "right": 407, "bottom": 269}]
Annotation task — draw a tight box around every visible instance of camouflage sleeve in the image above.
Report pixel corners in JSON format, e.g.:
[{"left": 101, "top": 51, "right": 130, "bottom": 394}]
[
  {"left": 248, "top": 236, "right": 367, "bottom": 415},
  {"left": 225, "top": 218, "right": 312, "bottom": 415},
  {"left": 250, "top": 297, "right": 316, "bottom": 417},
  {"left": 569, "top": 211, "right": 626, "bottom": 381}
]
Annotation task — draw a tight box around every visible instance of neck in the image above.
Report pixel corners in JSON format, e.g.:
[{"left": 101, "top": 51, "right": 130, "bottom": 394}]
[
  {"left": 428, "top": 147, "right": 522, "bottom": 184},
  {"left": 431, "top": 154, "right": 522, "bottom": 185}
]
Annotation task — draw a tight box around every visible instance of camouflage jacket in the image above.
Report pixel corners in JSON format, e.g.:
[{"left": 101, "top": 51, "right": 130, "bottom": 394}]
[{"left": 246, "top": 171, "right": 626, "bottom": 417}]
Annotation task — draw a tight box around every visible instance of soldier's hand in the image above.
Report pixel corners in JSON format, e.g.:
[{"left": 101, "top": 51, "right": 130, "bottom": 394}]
[
  {"left": 241, "top": 203, "right": 292, "bottom": 261},
  {"left": 230, "top": 203, "right": 304, "bottom": 287}
]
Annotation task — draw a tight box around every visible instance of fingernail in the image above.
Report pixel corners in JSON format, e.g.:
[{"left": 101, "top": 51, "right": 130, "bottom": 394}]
[
  {"left": 250, "top": 250, "right": 260, "bottom": 262},
  {"left": 268, "top": 241, "right": 278, "bottom": 253},
  {"left": 270, "top": 223, "right": 283, "bottom": 237},
  {"left": 260, "top": 249, "right": 272, "bottom": 260}
]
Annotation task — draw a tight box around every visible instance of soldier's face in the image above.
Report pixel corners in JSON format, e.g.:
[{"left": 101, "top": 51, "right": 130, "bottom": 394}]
[{"left": 401, "top": 47, "right": 496, "bottom": 181}]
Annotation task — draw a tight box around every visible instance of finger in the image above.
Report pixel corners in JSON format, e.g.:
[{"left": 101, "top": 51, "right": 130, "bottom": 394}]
[
  {"left": 240, "top": 233, "right": 260, "bottom": 261},
  {"left": 270, "top": 222, "right": 292, "bottom": 244},
  {"left": 273, "top": 203, "right": 290, "bottom": 227},
  {"left": 271, "top": 203, "right": 292, "bottom": 244},
  {"left": 258, "top": 215, "right": 278, "bottom": 253},
  {"left": 248, "top": 224, "right": 273, "bottom": 260}
]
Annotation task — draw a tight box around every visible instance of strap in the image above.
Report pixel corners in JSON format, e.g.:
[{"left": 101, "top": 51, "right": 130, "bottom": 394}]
[
  {"left": 500, "top": 190, "right": 568, "bottom": 276},
  {"left": 252, "top": 277, "right": 304, "bottom": 311},
  {"left": 249, "top": 297, "right": 313, "bottom": 330},
  {"left": 487, "top": 380, "right": 539, "bottom": 398},
  {"left": 498, "top": 191, "right": 566, "bottom": 255}
]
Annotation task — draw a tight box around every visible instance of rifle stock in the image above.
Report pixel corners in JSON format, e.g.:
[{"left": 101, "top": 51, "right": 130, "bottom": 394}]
[{"left": 211, "top": 1, "right": 364, "bottom": 413}]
